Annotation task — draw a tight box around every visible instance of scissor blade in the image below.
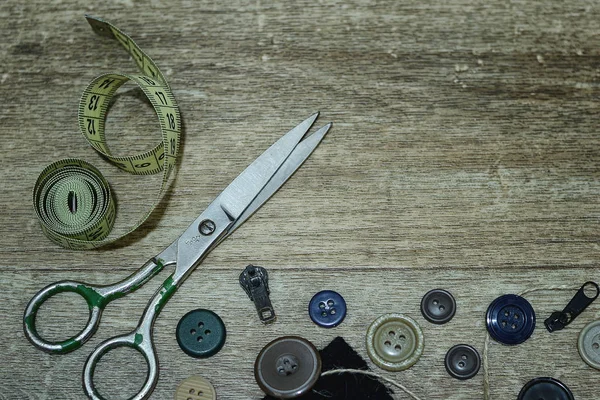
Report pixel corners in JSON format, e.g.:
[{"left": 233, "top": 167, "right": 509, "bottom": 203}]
[
  {"left": 227, "top": 122, "right": 332, "bottom": 235},
  {"left": 216, "top": 113, "right": 319, "bottom": 221}
]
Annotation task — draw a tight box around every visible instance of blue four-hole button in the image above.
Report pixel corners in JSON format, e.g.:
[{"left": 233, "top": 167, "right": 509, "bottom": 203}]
[
  {"left": 486, "top": 294, "right": 536, "bottom": 345},
  {"left": 309, "top": 290, "right": 347, "bottom": 328}
]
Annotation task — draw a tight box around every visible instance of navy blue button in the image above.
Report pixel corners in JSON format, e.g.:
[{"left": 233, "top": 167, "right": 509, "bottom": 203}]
[
  {"left": 517, "top": 377, "right": 574, "bottom": 400},
  {"left": 308, "top": 290, "right": 346, "bottom": 328},
  {"left": 486, "top": 294, "right": 536, "bottom": 345}
]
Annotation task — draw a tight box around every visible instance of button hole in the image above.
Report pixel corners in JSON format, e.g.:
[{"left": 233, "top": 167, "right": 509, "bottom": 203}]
[
  {"left": 197, "top": 336, "right": 203, "bottom": 342},
  {"left": 205, "top": 329, "right": 211, "bottom": 335},
  {"left": 190, "top": 329, "right": 196, "bottom": 335},
  {"left": 384, "top": 340, "right": 392, "bottom": 347}
]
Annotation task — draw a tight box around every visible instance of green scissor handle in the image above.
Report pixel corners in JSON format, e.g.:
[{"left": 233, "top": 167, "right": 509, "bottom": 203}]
[
  {"left": 23, "top": 259, "right": 164, "bottom": 354},
  {"left": 83, "top": 273, "right": 178, "bottom": 400}
]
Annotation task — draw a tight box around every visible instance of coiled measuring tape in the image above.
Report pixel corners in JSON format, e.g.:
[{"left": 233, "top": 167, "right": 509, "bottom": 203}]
[{"left": 33, "top": 16, "right": 181, "bottom": 250}]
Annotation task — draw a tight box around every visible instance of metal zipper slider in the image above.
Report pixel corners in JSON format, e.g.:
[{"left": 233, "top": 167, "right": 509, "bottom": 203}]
[
  {"left": 239, "top": 265, "right": 276, "bottom": 324},
  {"left": 545, "top": 281, "right": 599, "bottom": 332}
]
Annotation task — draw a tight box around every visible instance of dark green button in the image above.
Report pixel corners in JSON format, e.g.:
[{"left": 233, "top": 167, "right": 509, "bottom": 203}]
[{"left": 176, "top": 309, "right": 226, "bottom": 358}]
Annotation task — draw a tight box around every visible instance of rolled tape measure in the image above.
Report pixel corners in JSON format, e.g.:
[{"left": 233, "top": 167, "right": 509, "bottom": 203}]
[{"left": 33, "top": 15, "right": 181, "bottom": 250}]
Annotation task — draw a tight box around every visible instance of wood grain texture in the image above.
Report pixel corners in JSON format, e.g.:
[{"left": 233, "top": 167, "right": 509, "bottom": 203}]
[{"left": 1, "top": 0, "right": 600, "bottom": 399}]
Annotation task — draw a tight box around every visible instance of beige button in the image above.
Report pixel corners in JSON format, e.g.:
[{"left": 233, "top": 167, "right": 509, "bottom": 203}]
[{"left": 175, "top": 376, "right": 216, "bottom": 400}]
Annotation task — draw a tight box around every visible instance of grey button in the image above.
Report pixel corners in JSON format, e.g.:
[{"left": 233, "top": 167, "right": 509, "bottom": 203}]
[
  {"left": 421, "top": 289, "right": 456, "bottom": 324},
  {"left": 444, "top": 344, "right": 481, "bottom": 380},
  {"left": 578, "top": 319, "right": 600, "bottom": 370}
]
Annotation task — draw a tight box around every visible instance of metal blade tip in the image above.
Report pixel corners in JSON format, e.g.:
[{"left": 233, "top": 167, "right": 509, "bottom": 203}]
[
  {"left": 307, "top": 122, "right": 332, "bottom": 139},
  {"left": 303, "top": 112, "right": 320, "bottom": 127}
]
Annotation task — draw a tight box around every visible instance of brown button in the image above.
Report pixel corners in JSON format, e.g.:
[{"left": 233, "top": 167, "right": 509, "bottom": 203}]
[
  {"left": 174, "top": 376, "right": 216, "bottom": 400},
  {"left": 254, "top": 336, "right": 321, "bottom": 399}
]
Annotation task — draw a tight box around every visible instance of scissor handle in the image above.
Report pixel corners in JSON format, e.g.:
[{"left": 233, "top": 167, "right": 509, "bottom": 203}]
[
  {"left": 83, "top": 328, "right": 158, "bottom": 400},
  {"left": 82, "top": 272, "right": 178, "bottom": 400},
  {"left": 23, "top": 280, "right": 107, "bottom": 354},
  {"left": 23, "top": 259, "right": 165, "bottom": 354}
]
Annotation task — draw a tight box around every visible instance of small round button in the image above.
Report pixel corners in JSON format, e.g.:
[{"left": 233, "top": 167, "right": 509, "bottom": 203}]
[
  {"left": 486, "top": 294, "right": 536, "bottom": 345},
  {"left": 366, "top": 313, "right": 424, "bottom": 371},
  {"left": 254, "top": 336, "right": 321, "bottom": 399},
  {"left": 517, "top": 377, "right": 574, "bottom": 400},
  {"left": 444, "top": 344, "right": 481, "bottom": 380},
  {"left": 176, "top": 309, "right": 226, "bottom": 358},
  {"left": 578, "top": 319, "right": 600, "bottom": 370},
  {"left": 308, "top": 290, "right": 347, "bottom": 328},
  {"left": 420, "top": 289, "right": 456, "bottom": 324},
  {"left": 174, "top": 375, "right": 216, "bottom": 400}
]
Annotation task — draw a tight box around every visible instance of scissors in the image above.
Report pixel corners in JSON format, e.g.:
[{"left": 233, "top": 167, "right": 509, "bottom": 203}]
[{"left": 23, "top": 113, "right": 331, "bottom": 400}]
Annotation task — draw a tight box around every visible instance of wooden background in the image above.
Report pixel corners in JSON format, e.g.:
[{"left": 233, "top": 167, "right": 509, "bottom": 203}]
[{"left": 1, "top": 0, "right": 599, "bottom": 399}]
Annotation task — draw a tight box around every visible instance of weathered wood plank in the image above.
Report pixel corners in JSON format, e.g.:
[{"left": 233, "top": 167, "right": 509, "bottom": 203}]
[{"left": 1, "top": 1, "right": 600, "bottom": 399}]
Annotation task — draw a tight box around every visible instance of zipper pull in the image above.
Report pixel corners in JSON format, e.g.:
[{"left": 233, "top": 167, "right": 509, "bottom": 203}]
[
  {"left": 544, "top": 281, "right": 599, "bottom": 332},
  {"left": 239, "top": 265, "right": 276, "bottom": 324}
]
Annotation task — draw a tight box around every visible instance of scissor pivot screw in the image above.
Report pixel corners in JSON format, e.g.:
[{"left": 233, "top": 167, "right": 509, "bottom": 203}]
[{"left": 198, "top": 219, "right": 216, "bottom": 235}]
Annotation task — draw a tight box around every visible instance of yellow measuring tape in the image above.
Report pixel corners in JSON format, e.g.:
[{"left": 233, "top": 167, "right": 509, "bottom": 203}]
[{"left": 33, "top": 16, "right": 181, "bottom": 250}]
